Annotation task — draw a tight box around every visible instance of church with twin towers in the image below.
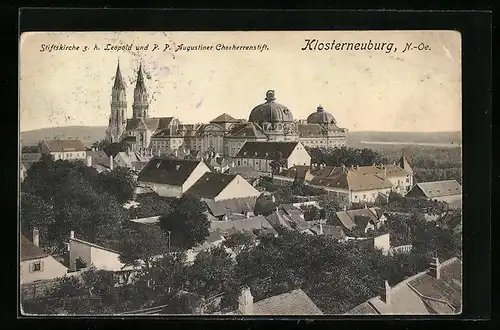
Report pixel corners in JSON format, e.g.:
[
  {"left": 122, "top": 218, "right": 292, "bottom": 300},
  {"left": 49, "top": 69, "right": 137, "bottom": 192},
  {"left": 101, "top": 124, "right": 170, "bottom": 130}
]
[{"left": 106, "top": 60, "right": 348, "bottom": 158}]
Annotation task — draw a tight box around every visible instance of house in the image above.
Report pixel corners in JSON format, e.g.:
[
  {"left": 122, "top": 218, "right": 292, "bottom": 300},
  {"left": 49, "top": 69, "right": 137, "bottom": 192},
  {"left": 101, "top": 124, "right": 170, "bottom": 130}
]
[
  {"left": 234, "top": 141, "right": 311, "bottom": 176},
  {"left": 68, "top": 231, "right": 139, "bottom": 284},
  {"left": 207, "top": 156, "right": 234, "bottom": 173},
  {"left": 273, "top": 165, "right": 312, "bottom": 185},
  {"left": 204, "top": 197, "right": 259, "bottom": 220},
  {"left": 346, "top": 257, "right": 462, "bottom": 315},
  {"left": 266, "top": 208, "right": 313, "bottom": 234},
  {"left": 39, "top": 139, "right": 87, "bottom": 161},
  {"left": 225, "top": 166, "right": 261, "bottom": 181},
  {"left": 20, "top": 231, "right": 69, "bottom": 285},
  {"left": 225, "top": 287, "right": 323, "bottom": 315},
  {"left": 85, "top": 150, "right": 116, "bottom": 173},
  {"left": 137, "top": 157, "right": 212, "bottom": 198},
  {"left": 405, "top": 180, "right": 462, "bottom": 208},
  {"left": 209, "top": 215, "right": 278, "bottom": 239},
  {"left": 310, "top": 224, "right": 347, "bottom": 241},
  {"left": 350, "top": 233, "right": 392, "bottom": 255},
  {"left": 332, "top": 206, "right": 388, "bottom": 234},
  {"left": 184, "top": 173, "right": 261, "bottom": 202},
  {"left": 114, "top": 150, "right": 154, "bottom": 171}
]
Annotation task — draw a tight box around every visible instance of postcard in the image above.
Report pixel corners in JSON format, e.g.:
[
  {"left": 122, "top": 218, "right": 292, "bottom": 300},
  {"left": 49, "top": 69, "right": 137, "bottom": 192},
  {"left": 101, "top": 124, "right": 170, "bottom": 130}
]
[{"left": 19, "top": 30, "right": 462, "bottom": 316}]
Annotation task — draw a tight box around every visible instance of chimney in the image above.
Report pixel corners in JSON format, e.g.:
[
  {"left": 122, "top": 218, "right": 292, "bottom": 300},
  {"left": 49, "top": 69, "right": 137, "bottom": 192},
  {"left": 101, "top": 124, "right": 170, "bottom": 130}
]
[
  {"left": 271, "top": 195, "right": 276, "bottom": 203},
  {"left": 110, "top": 155, "right": 114, "bottom": 170},
  {"left": 275, "top": 206, "right": 279, "bottom": 213},
  {"left": 318, "top": 223, "right": 324, "bottom": 235},
  {"left": 384, "top": 167, "right": 387, "bottom": 180},
  {"left": 238, "top": 286, "right": 254, "bottom": 315},
  {"left": 342, "top": 204, "right": 347, "bottom": 212},
  {"left": 383, "top": 280, "right": 392, "bottom": 304},
  {"left": 32, "top": 228, "right": 40, "bottom": 247},
  {"left": 246, "top": 212, "right": 251, "bottom": 219},
  {"left": 70, "top": 231, "right": 75, "bottom": 239},
  {"left": 86, "top": 155, "right": 92, "bottom": 167},
  {"left": 429, "top": 258, "right": 441, "bottom": 279}
]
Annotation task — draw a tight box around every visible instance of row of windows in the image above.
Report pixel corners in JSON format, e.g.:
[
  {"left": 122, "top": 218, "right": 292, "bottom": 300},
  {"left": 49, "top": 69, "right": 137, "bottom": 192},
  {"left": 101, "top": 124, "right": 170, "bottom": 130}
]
[{"left": 53, "top": 152, "right": 85, "bottom": 159}]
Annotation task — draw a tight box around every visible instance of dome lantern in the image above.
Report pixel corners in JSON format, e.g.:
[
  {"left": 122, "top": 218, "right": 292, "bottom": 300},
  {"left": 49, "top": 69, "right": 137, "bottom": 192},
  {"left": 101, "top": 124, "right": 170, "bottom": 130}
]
[{"left": 248, "top": 90, "right": 294, "bottom": 123}]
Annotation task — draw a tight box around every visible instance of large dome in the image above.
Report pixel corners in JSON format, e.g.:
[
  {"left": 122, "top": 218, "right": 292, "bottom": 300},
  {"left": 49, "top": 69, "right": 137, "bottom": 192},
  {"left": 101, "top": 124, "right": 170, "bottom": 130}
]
[
  {"left": 248, "top": 90, "right": 294, "bottom": 123},
  {"left": 306, "top": 105, "right": 337, "bottom": 124}
]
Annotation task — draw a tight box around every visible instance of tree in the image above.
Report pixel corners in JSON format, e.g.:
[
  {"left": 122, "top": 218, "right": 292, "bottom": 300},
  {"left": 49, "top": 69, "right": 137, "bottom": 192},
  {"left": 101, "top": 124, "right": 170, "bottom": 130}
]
[
  {"left": 159, "top": 195, "right": 210, "bottom": 249},
  {"left": 118, "top": 225, "right": 170, "bottom": 284},
  {"left": 223, "top": 232, "right": 256, "bottom": 255},
  {"left": 131, "top": 193, "right": 174, "bottom": 219},
  {"left": 302, "top": 205, "right": 321, "bottom": 221},
  {"left": 97, "top": 167, "right": 136, "bottom": 204},
  {"left": 388, "top": 191, "right": 405, "bottom": 208},
  {"left": 187, "top": 246, "right": 237, "bottom": 299},
  {"left": 318, "top": 195, "right": 339, "bottom": 222},
  {"left": 20, "top": 192, "right": 55, "bottom": 244},
  {"left": 21, "top": 145, "right": 40, "bottom": 153},
  {"left": 93, "top": 139, "right": 126, "bottom": 158}
]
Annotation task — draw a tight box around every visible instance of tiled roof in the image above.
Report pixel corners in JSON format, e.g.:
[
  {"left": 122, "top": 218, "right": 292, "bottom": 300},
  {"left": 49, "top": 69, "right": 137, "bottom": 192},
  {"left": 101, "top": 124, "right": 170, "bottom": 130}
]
[
  {"left": 40, "top": 139, "right": 86, "bottom": 153},
  {"left": 298, "top": 123, "right": 328, "bottom": 137},
  {"left": 276, "top": 166, "right": 311, "bottom": 180},
  {"left": 235, "top": 142, "right": 299, "bottom": 160},
  {"left": 367, "top": 281, "right": 432, "bottom": 315},
  {"left": 347, "top": 301, "right": 379, "bottom": 315},
  {"left": 137, "top": 157, "right": 204, "bottom": 185},
  {"left": 152, "top": 128, "right": 183, "bottom": 138},
  {"left": 184, "top": 173, "right": 238, "bottom": 199},
  {"left": 414, "top": 180, "right": 462, "bottom": 199},
  {"left": 205, "top": 197, "right": 258, "bottom": 217},
  {"left": 20, "top": 235, "right": 48, "bottom": 261},
  {"left": 350, "top": 164, "right": 408, "bottom": 178},
  {"left": 209, "top": 215, "right": 277, "bottom": 237},
  {"left": 398, "top": 156, "right": 414, "bottom": 175},
  {"left": 228, "top": 123, "right": 267, "bottom": 138},
  {"left": 87, "top": 150, "right": 111, "bottom": 168},
  {"left": 334, "top": 212, "right": 357, "bottom": 229},
  {"left": 346, "top": 208, "right": 379, "bottom": 225},
  {"left": 225, "top": 166, "right": 261, "bottom": 179},
  {"left": 210, "top": 113, "right": 241, "bottom": 123},
  {"left": 252, "top": 289, "right": 323, "bottom": 315},
  {"left": 125, "top": 117, "right": 174, "bottom": 132},
  {"left": 408, "top": 258, "right": 462, "bottom": 312},
  {"left": 266, "top": 211, "right": 293, "bottom": 230}
]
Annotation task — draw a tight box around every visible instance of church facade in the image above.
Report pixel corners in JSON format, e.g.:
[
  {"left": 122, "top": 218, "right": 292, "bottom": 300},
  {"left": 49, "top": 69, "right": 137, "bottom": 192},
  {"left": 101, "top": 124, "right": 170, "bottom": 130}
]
[{"left": 106, "top": 61, "right": 348, "bottom": 157}]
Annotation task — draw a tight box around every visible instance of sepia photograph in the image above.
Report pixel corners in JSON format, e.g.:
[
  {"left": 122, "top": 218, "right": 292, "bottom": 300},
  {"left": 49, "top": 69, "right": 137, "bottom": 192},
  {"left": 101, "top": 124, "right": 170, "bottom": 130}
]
[{"left": 19, "top": 30, "right": 462, "bottom": 316}]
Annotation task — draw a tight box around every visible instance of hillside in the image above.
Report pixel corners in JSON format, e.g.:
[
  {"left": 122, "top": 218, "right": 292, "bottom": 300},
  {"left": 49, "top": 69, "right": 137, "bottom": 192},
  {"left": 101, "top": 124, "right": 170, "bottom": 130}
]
[
  {"left": 346, "top": 131, "right": 462, "bottom": 149},
  {"left": 20, "top": 126, "right": 107, "bottom": 146}
]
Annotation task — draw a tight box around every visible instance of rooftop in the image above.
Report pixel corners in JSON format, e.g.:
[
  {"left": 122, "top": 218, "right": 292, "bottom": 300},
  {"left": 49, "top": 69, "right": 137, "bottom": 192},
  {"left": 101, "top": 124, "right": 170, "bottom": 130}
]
[
  {"left": 184, "top": 173, "right": 238, "bottom": 199},
  {"left": 235, "top": 141, "right": 300, "bottom": 160},
  {"left": 137, "top": 157, "right": 205, "bottom": 185},
  {"left": 40, "top": 139, "right": 87, "bottom": 153},
  {"left": 414, "top": 180, "right": 462, "bottom": 199},
  {"left": 20, "top": 234, "right": 48, "bottom": 261}
]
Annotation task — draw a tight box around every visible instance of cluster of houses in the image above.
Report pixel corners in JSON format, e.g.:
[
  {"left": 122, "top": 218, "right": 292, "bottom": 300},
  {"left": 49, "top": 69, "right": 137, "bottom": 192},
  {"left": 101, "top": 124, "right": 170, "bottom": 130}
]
[{"left": 19, "top": 137, "right": 462, "bottom": 314}]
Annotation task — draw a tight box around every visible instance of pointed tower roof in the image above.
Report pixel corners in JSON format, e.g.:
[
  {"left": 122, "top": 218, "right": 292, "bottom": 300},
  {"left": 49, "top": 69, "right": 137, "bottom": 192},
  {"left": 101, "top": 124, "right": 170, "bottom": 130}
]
[
  {"left": 398, "top": 155, "right": 413, "bottom": 175},
  {"left": 113, "top": 60, "right": 126, "bottom": 90},
  {"left": 135, "top": 63, "right": 147, "bottom": 91}
]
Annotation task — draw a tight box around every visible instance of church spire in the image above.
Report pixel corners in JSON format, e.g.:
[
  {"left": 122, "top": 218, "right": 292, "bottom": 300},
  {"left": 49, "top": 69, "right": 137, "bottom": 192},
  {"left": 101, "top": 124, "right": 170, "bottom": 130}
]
[
  {"left": 113, "top": 60, "right": 126, "bottom": 90},
  {"left": 135, "top": 63, "right": 146, "bottom": 91}
]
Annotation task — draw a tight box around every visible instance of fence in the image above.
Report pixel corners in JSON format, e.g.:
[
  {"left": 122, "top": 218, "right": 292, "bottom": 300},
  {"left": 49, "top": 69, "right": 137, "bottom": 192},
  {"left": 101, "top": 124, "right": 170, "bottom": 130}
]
[{"left": 388, "top": 244, "right": 413, "bottom": 256}]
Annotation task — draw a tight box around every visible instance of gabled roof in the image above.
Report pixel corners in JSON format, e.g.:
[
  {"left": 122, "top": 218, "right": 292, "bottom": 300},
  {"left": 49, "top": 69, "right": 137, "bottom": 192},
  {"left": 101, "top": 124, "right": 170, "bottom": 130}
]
[
  {"left": 334, "top": 211, "right": 357, "bottom": 229},
  {"left": 266, "top": 211, "right": 293, "bottom": 230},
  {"left": 125, "top": 117, "right": 174, "bottom": 132},
  {"left": 210, "top": 113, "right": 240, "bottom": 123},
  {"left": 20, "top": 235, "right": 48, "bottom": 261},
  {"left": 184, "top": 173, "right": 238, "bottom": 199},
  {"left": 310, "top": 168, "right": 393, "bottom": 192},
  {"left": 276, "top": 166, "right": 311, "bottom": 180},
  {"left": 235, "top": 141, "right": 299, "bottom": 160},
  {"left": 40, "top": 140, "right": 87, "bottom": 153},
  {"left": 347, "top": 301, "right": 380, "bottom": 315},
  {"left": 225, "top": 166, "right": 261, "bottom": 179},
  {"left": 137, "top": 157, "right": 205, "bottom": 186},
  {"left": 87, "top": 150, "right": 111, "bottom": 168},
  {"left": 346, "top": 208, "right": 379, "bottom": 225},
  {"left": 413, "top": 180, "right": 462, "bottom": 199},
  {"left": 209, "top": 215, "right": 277, "bottom": 237},
  {"left": 398, "top": 155, "right": 413, "bottom": 175},
  {"left": 205, "top": 197, "right": 258, "bottom": 217},
  {"left": 251, "top": 289, "right": 323, "bottom": 315}
]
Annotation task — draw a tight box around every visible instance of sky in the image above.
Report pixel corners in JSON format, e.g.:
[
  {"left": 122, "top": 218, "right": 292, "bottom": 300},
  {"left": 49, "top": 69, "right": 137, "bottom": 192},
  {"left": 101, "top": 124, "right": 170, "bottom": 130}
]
[{"left": 19, "top": 31, "right": 461, "bottom": 132}]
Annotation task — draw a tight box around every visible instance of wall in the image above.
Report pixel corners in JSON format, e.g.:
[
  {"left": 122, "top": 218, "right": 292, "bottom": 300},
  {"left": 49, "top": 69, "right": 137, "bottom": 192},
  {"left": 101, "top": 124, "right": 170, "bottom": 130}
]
[
  {"left": 69, "top": 239, "right": 92, "bottom": 271},
  {"left": 215, "top": 175, "right": 261, "bottom": 201},
  {"left": 147, "top": 182, "right": 183, "bottom": 198},
  {"left": 90, "top": 246, "right": 126, "bottom": 271},
  {"left": 388, "top": 174, "right": 412, "bottom": 195},
  {"left": 20, "top": 256, "right": 68, "bottom": 284},
  {"left": 434, "top": 194, "right": 462, "bottom": 205},
  {"left": 182, "top": 162, "right": 212, "bottom": 193},
  {"left": 51, "top": 151, "right": 87, "bottom": 161},
  {"left": 350, "top": 188, "right": 391, "bottom": 205},
  {"left": 287, "top": 143, "right": 311, "bottom": 168},
  {"left": 373, "top": 233, "right": 391, "bottom": 255}
]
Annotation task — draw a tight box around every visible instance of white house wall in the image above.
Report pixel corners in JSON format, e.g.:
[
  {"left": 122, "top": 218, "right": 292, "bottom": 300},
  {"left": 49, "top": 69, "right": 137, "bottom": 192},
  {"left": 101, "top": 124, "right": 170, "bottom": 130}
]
[
  {"left": 287, "top": 143, "right": 311, "bottom": 168},
  {"left": 214, "top": 175, "right": 261, "bottom": 201},
  {"left": 181, "top": 162, "right": 213, "bottom": 193},
  {"left": 20, "top": 256, "right": 68, "bottom": 284},
  {"left": 373, "top": 233, "right": 391, "bottom": 255},
  {"left": 69, "top": 239, "right": 92, "bottom": 271},
  {"left": 90, "top": 246, "right": 126, "bottom": 271},
  {"left": 350, "top": 188, "right": 392, "bottom": 205}
]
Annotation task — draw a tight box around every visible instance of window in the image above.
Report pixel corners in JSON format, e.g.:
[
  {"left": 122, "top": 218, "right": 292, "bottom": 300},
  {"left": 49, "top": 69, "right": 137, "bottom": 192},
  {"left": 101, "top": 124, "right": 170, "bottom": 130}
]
[
  {"left": 237, "top": 160, "right": 241, "bottom": 166},
  {"left": 363, "top": 194, "right": 366, "bottom": 199},
  {"left": 406, "top": 178, "right": 410, "bottom": 183},
  {"left": 31, "top": 261, "right": 42, "bottom": 272}
]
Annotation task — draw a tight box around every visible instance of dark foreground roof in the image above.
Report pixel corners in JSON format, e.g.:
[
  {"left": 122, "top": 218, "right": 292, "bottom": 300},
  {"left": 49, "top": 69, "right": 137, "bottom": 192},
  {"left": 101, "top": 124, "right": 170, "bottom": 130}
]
[
  {"left": 235, "top": 142, "right": 299, "bottom": 160},
  {"left": 185, "top": 173, "right": 237, "bottom": 199},
  {"left": 137, "top": 158, "right": 205, "bottom": 185},
  {"left": 21, "top": 235, "right": 48, "bottom": 261}
]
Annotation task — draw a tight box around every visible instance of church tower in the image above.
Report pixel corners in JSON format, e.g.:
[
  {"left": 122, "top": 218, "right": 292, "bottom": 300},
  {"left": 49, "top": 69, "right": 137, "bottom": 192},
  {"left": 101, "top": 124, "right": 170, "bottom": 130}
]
[
  {"left": 106, "top": 60, "right": 127, "bottom": 143},
  {"left": 132, "top": 63, "right": 149, "bottom": 119}
]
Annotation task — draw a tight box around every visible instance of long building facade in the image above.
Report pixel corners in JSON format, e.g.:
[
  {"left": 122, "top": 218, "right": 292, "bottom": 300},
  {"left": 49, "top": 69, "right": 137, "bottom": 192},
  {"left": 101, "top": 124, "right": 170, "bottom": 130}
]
[{"left": 106, "top": 61, "right": 348, "bottom": 157}]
